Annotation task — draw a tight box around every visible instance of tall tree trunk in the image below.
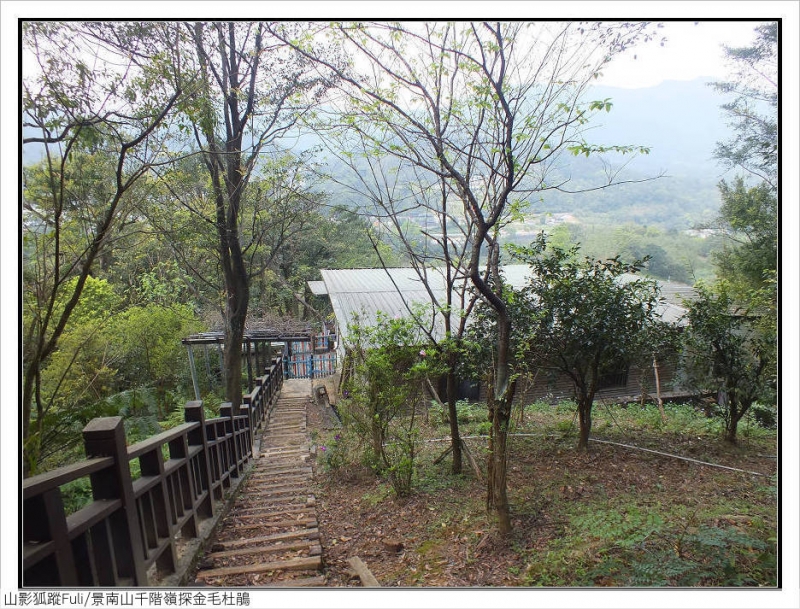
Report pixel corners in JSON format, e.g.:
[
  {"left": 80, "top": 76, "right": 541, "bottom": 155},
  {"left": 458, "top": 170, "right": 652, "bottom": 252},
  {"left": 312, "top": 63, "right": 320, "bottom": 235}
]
[
  {"left": 445, "top": 360, "right": 463, "bottom": 475},
  {"left": 470, "top": 237, "right": 516, "bottom": 533},
  {"left": 492, "top": 311, "right": 515, "bottom": 533},
  {"left": 724, "top": 420, "right": 738, "bottom": 444},
  {"left": 221, "top": 215, "right": 250, "bottom": 413},
  {"left": 22, "top": 368, "right": 37, "bottom": 477},
  {"left": 486, "top": 384, "right": 515, "bottom": 534},
  {"left": 223, "top": 276, "right": 248, "bottom": 413},
  {"left": 577, "top": 395, "right": 593, "bottom": 450},
  {"left": 724, "top": 399, "right": 749, "bottom": 444},
  {"left": 485, "top": 362, "right": 516, "bottom": 535}
]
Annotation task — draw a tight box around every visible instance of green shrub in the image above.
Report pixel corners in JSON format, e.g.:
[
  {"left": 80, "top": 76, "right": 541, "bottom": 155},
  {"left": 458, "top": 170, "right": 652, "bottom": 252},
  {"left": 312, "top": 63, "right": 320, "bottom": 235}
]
[{"left": 749, "top": 403, "right": 777, "bottom": 429}]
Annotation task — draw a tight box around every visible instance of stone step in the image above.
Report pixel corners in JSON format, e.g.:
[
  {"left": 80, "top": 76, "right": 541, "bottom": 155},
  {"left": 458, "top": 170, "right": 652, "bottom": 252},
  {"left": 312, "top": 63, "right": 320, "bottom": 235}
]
[
  {"left": 247, "top": 473, "right": 310, "bottom": 484},
  {"left": 190, "top": 384, "right": 323, "bottom": 586},
  {"left": 238, "top": 486, "right": 310, "bottom": 500},
  {"left": 232, "top": 505, "right": 313, "bottom": 520},
  {"left": 230, "top": 518, "right": 317, "bottom": 534},
  {"left": 254, "top": 465, "right": 312, "bottom": 476},
  {"left": 195, "top": 555, "right": 322, "bottom": 580},
  {"left": 206, "top": 539, "right": 316, "bottom": 560},
  {"left": 213, "top": 528, "right": 320, "bottom": 550},
  {"left": 235, "top": 494, "right": 308, "bottom": 508},
  {"left": 244, "top": 481, "right": 310, "bottom": 494}
]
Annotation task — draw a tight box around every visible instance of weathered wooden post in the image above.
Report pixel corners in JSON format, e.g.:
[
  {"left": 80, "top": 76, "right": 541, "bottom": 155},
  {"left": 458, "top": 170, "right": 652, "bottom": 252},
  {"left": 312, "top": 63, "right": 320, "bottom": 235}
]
[
  {"left": 82, "top": 417, "right": 147, "bottom": 585},
  {"left": 23, "top": 486, "right": 78, "bottom": 585},
  {"left": 137, "top": 438, "right": 178, "bottom": 575},
  {"left": 245, "top": 339, "right": 254, "bottom": 391},
  {"left": 219, "top": 403, "right": 243, "bottom": 477},
  {"left": 184, "top": 401, "right": 214, "bottom": 519}
]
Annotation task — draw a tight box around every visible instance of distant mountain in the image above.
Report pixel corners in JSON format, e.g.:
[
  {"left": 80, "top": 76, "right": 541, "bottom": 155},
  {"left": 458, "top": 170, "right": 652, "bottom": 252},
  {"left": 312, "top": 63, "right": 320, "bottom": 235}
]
[
  {"left": 22, "top": 78, "right": 734, "bottom": 231},
  {"left": 530, "top": 78, "right": 736, "bottom": 229},
  {"left": 582, "top": 78, "right": 733, "bottom": 181}
]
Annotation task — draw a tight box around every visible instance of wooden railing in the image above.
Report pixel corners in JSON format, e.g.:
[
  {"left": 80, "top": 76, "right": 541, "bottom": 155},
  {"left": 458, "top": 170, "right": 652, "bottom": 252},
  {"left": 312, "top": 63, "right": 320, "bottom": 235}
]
[{"left": 21, "top": 354, "right": 285, "bottom": 587}]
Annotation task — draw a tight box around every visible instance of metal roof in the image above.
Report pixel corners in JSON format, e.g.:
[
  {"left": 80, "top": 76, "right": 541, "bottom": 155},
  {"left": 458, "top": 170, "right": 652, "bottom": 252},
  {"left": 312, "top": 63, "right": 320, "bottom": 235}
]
[
  {"left": 320, "top": 266, "right": 693, "bottom": 345},
  {"left": 320, "top": 268, "right": 457, "bottom": 344},
  {"left": 307, "top": 280, "right": 328, "bottom": 296}
]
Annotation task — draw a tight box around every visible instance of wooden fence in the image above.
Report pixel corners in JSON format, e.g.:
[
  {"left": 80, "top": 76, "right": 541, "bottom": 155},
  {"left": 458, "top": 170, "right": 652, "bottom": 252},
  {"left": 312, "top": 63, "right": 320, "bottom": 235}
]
[{"left": 21, "top": 354, "right": 285, "bottom": 587}]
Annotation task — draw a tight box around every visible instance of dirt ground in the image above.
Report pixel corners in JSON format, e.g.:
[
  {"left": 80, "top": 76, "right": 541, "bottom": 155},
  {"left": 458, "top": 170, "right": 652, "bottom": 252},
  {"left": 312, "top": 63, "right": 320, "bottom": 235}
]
[{"left": 304, "top": 391, "right": 778, "bottom": 587}]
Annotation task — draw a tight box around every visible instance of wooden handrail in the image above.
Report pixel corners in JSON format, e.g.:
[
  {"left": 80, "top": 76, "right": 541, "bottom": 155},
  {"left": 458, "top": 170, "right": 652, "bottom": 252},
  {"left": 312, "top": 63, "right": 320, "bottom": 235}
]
[
  {"left": 126, "top": 423, "right": 199, "bottom": 459},
  {"left": 22, "top": 457, "right": 114, "bottom": 499},
  {"left": 21, "top": 350, "right": 285, "bottom": 587}
]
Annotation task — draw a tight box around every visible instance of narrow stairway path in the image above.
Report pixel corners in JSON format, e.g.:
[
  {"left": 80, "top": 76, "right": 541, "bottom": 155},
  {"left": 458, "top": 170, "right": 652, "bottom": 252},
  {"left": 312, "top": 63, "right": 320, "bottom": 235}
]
[{"left": 192, "top": 379, "right": 325, "bottom": 587}]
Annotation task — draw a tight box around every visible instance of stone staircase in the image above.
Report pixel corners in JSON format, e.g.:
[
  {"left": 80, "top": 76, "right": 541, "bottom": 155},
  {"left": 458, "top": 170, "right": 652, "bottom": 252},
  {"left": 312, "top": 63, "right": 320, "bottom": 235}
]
[{"left": 192, "top": 380, "right": 324, "bottom": 586}]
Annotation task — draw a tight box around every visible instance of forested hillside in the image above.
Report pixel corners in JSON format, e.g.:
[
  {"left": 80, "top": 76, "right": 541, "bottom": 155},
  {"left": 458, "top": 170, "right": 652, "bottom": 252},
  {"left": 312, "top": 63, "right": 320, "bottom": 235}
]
[
  {"left": 19, "top": 21, "right": 778, "bottom": 594},
  {"left": 21, "top": 21, "right": 770, "bottom": 481}
]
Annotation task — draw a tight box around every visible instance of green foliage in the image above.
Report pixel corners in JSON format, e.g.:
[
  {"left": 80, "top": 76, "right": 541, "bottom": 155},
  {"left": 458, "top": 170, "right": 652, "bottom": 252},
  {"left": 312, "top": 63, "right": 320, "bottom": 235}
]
[
  {"left": 748, "top": 403, "right": 776, "bottom": 429},
  {"left": 22, "top": 22, "right": 186, "bottom": 476},
  {"left": 526, "top": 495, "right": 776, "bottom": 587},
  {"left": 584, "top": 523, "right": 773, "bottom": 587},
  {"left": 510, "top": 234, "right": 675, "bottom": 447},
  {"left": 130, "top": 260, "right": 198, "bottom": 308},
  {"left": 429, "top": 400, "right": 484, "bottom": 425},
  {"left": 29, "top": 293, "right": 203, "bottom": 473},
  {"left": 707, "top": 25, "right": 777, "bottom": 365},
  {"left": 711, "top": 23, "right": 777, "bottom": 186},
  {"left": 110, "top": 303, "right": 202, "bottom": 395},
  {"left": 313, "top": 430, "right": 359, "bottom": 474},
  {"left": 59, "top": 477, "right": 94, "bottom": 515},
  {"left": 713, "top": 177, "right": 777, "bottom": 298},
  {"left": 340, "top": 310, "right": 444, "bottom": 496},
  {"left": 570, "top": 504, "right": 665, "bottom": 549},
  {"left": 680, "top": 282, "right": 776, "bottom": 443},
  {"left": 52, "top": 276, "right": 121, "bottom": 326}
]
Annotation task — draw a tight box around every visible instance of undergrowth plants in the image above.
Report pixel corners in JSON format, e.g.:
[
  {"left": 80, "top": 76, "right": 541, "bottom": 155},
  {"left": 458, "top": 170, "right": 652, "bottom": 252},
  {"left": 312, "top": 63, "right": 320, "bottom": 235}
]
[
  {"left": 524, "top": 495, "right": 777, "bottom": 587},
  {"left": 338, "top": 312, "right": 445, "bottom": 497},
  {"left": 319, "top": 387, "right": 776, "bottom": 586}
]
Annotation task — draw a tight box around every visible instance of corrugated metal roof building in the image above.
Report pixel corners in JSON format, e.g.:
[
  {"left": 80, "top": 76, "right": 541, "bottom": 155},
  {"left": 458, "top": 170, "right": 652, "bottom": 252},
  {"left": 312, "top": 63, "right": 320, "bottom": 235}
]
[
  {"left": 318, "top": 266, "right": 692, "bottom": 345},
  {"left": 319, "top": 267, "right": 457, "bottom": 345},
  {"left": 315, "top": 267, "right": 697, "bottom": 404}
]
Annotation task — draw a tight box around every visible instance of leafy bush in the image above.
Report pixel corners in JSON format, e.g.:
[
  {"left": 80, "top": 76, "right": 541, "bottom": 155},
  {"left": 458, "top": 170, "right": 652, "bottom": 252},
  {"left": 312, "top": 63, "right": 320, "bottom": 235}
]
[
  {"left": 60, "top": 477, "right": 94, "bottom": 515},
  {"left": 340, "top": 310, "right": 445, "bottom": 497},
  {"left": 748, "top": 403, "right": 777, "bottom": 429},
  {"left": 594, "top": 524, "right": 775, "bottom": 587},
  {"left": 315, "top": 431, "right": 356, "bottom": 473}
]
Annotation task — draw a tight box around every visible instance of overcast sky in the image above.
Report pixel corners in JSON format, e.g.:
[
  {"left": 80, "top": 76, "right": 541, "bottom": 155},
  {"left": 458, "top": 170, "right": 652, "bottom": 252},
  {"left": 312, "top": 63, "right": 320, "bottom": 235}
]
[{"left": 594, "top": 20, "right": 768, "bottom": 88}]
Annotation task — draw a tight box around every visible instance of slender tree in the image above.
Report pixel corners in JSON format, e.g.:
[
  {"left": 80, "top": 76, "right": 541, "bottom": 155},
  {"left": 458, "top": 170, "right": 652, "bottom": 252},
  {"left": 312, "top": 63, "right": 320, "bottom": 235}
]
[
  {"left": 274, "top": 21, "right": 659, "bottom": 532},
  {"left": 22, "top": 21, "right": 184, "bottom": 475},
  {"left": 710, "top": 22, "right": 777, "bottom": 299},
  {"left": 711, "top": 22, "right": 777, "bottom": 190},
  {"left": 316, "top": 130, "right": 478, "bottom": 474},
  {"left": 180, "top": 22, "right": 329, "bottom": 411}
]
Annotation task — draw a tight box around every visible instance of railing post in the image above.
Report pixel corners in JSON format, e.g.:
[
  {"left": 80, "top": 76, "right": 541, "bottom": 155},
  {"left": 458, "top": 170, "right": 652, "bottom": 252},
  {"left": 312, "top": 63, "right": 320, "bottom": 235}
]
[
  {"left": 23, "top": 488, "right": 78, "bottom": 586},
  {"left": 240, "top": 403, "right": 253, "bottom": 457},
  {"left": 245, "top": 340, "right": 253, "bottom": 391},
  {"left": 219, "top": 403, "right": 241, "bottom": 478},
  {"left": 184, "top": 401, "right": 214, "bottom": 518},
  {"left": 186, "top": 344, "right": 201, "bottom": 401},
  {"left": 82, "top": 417, "right": 147, "bottom": 585}
]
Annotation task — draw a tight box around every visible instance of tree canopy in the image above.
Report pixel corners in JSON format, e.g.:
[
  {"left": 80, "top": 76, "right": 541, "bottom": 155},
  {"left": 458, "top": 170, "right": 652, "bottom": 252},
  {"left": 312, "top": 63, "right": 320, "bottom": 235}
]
[{"left": 511, "top": 235, "right": 672, "bottom": 449}]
